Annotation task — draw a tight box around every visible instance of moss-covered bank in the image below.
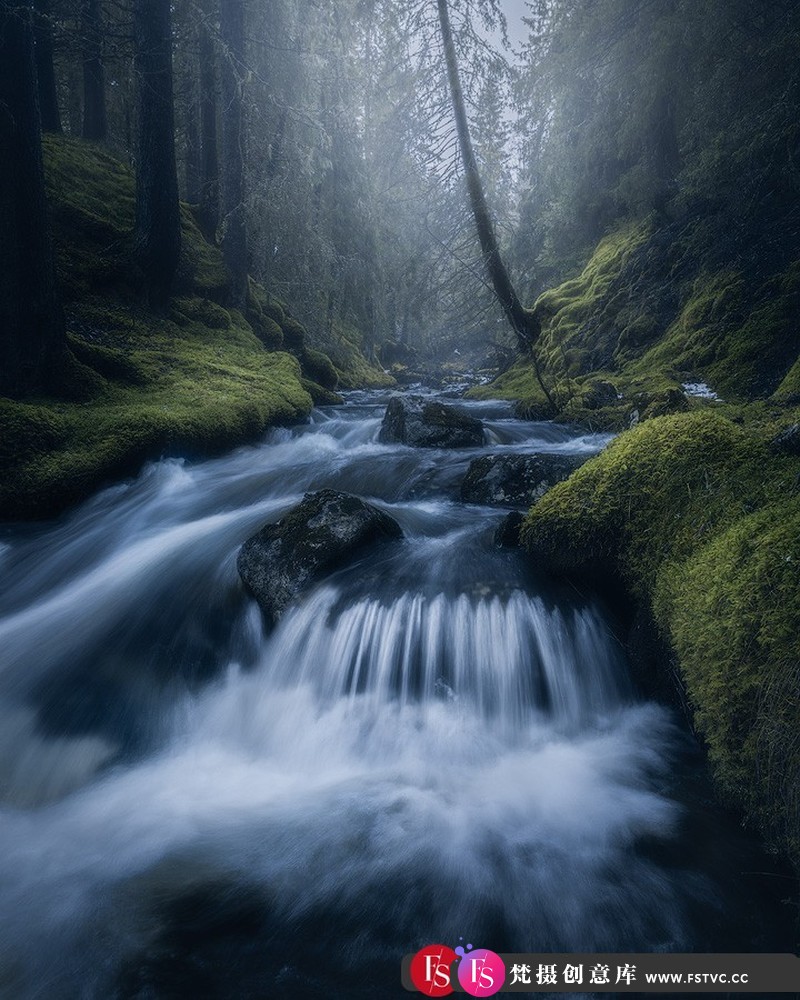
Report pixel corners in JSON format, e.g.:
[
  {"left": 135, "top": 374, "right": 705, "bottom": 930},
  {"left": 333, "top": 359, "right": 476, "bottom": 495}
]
[
  {"left": 468, "top": 217, "right": 800, "bottom": 429},
  {"left": 521, "top": 410, "right": 800, "bottom": 870},
  {"left": 468, "top": 202, "right": 800, "bottom": 873},
  {"left": 1, "top": 137, "right": 388, "bottom": 520}
]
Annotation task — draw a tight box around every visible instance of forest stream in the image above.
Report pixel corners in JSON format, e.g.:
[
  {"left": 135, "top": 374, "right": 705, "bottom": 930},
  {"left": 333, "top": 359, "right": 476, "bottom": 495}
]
[{"left": 0, "top": 389, "right": 792, "bottom": 999}]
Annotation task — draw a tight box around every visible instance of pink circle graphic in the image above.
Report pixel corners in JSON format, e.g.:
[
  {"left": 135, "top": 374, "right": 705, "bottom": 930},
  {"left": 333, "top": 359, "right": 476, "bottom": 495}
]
[{"left": 456, "top": 948, "right": 505, "bottom": 996}]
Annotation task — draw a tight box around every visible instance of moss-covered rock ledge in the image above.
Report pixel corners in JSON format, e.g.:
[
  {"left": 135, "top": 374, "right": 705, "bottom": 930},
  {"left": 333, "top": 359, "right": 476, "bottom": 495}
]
[
  {"left": 0, "top": 348, "right": 311, "bottom": 521},
  {"left": 521, "top": 410, "right": 800, "bottom": 871},
  {"left": 0, "top": 136, "right": 389, "bottom": 521}
]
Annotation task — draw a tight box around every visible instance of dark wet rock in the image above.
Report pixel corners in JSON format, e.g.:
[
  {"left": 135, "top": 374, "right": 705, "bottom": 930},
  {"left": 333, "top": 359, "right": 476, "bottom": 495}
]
[
  {"left": 379, "top": 339, "right": 418, "bottom": 368},
  {"left": 494, "top": 511, "right": 525, "bottom": 548},
  {"left": 460, "top": 453, "right": 585, "bottom": 508},
  {"left": 237, "top": 490, "right": 402, "bottom": 624},
  {"left": 379, "top": 395, "right": 484, "bottom": 449},
  {"left": 583, "top": 379, "right": 619, "bottom": 410},
  {"left": 771, "top": 423, "right": 800, "bottom": 456}
]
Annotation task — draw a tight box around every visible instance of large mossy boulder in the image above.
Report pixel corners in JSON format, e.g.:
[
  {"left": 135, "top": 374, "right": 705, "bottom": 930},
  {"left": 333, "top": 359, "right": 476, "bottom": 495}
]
[
  {"left": 520, "top": 410, "right": 800, "bottom": 872},
  {"left": 300, "top": 348, "right": 339, "bottom": 391},
  {"left": 582, "top": 379, "right": 619, "bottom": 410},
  {"left": 460, "top": 453, "right": 585, "bottom": 508},
  {"left": 280, "top": 316, "right": 307, "bottom": 352},
  {"left": 237, "top": 490, "right": 402, "bottom": 624},
  {"left": 379, "top": 395, "right": 484, "bottom": 449}
]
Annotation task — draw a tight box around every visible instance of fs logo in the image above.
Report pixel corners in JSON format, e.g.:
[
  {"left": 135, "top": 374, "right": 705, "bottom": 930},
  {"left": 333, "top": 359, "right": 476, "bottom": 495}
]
[
  {"left": 409, "top": 943, "right": 505, "bottom": 996},
  {"left": 409, "top": 945, "right": 457, "bottom": 996}
]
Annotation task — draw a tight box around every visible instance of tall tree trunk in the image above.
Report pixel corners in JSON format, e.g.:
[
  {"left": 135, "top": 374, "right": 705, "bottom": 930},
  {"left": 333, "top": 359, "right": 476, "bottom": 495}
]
[
  {"left": 436, "top": 0, "right": 539, "bottom": 352},
  {"left": 649, "top": 90, "right": 680, "bottom": 216},
  {"left": 219, "top": 0, "right": 248, "bottom": 309},
  {"left": 65, "top": 48, "right": 82, "bottom": 134},
  {"left": 81, "top": 0, "right": 107, "bottom": 140},
  {"left": 0, "top": 0, "right": 66, "bottom": 397},
  {"left": 198, "top": 18, "right": 219, "bottom": 236},
  {"left": 32, "top": 0, "right": 61, "bottom": 133},
  {"left": 134, "top": 0, "right": 181, "bottom": 308},
  {"left": 184, "top": 92, "right": 201, "bottom": 204}
]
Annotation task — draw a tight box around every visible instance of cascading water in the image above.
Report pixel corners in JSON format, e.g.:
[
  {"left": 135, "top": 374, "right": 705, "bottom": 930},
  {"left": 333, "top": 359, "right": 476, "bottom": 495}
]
[{"left": 0, "top": 391, "right": 790, "bottom": 998}]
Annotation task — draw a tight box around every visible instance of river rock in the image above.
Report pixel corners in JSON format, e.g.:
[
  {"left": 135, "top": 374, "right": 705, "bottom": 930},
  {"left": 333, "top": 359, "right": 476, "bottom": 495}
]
[
  {"left": 582, "top": 379, "right": 619, "bottom": 410},
  {"left": 460, "top": 453, "right": 584, "bottom": 507},
  {"left": 494, "top": 511, "right": 525, "bottom": 547},
  {"left": 379, "top": 395, "right": 484, "bottom": 448},
  {"left": 237, "top": 490, "right": 402, "bottom": 624}
]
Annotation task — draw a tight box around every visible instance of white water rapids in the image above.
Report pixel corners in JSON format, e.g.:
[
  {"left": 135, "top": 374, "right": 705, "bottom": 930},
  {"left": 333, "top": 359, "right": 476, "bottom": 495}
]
[{"left": 0, "top": 392, "right": 788, "bottom": 998}]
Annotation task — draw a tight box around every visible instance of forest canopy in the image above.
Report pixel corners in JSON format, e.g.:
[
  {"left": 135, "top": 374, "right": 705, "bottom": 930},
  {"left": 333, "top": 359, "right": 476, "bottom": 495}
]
[{"left": 1, "top": 0, "right": 797, "bottom": 386}]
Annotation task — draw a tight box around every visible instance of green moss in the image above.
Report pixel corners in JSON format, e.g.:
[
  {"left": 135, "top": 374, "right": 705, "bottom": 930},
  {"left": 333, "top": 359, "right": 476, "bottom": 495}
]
[
  {"left": 521, "top": 409, "right": 800, "bottom": 867},
  {"left": 43, "top": 135, "right": 134, "bottom": 238},
  {"left": 465, "top": 358, "right": 553, "bottom": 417},
  {"left": 249, "top": 281, "right": 287, "bottom": 326},
  {"left": 250, "top": 314, "right": 284, "bottom": 351},
  {"left": 315, "top": 321, "right": 393, "bottom": 390},
  {"left": 301, "top": 378, "right": 344, "bottom": 406},
  {"left": 66, "top": 333, "right": 148, "bottom": 386},
  {"left": 628, "top": 271, "right": 744, "bottom": 378},
  {"left": 537, "top": 224, "right": 650, "bottom": 338},
  {"left": 177, "top": 206, "right": 230, "bottom": 298},
  {"left": 1, "top": 346, "right": 311, "bottom": 520},
  {"left": 773, "top": 356, "right": 800, "bottom": 404},
  {"left": 301, "top": 348, "right": 339, "bottom": 391},
  {"left": 333, "top": 351, "right": 394, "bottom": 390},
  {"left": 477, "top": 214, "right": 798, "bottom": 420},
  {"left": 655, "top": 502, "right": 800, "bottom": 862},
  {"left": 627, "top": 263, "right": 800, "bottom": 400},
  {"left": 472, "top": 221, "right": 680, "bottom": 415},
  {"left": 523, "top": 411, "right": 791, "bottom": 588},
  {"left": 0, "top": 399, "right": 69, "bottom": 466},
  {"left": 1, "top": 137, "right": 314, "bottom": 520},
  {"left": 280, "top": 316, "right": 307, "bottom": 351},
  {"left": 172, "top": 297, "right": 232, "bottom": 330},
  {"left": 42, "top": 136, "right": 233, "bottom": 306},
  {"left": 708, "top": 261, "right": 800, "bottom": 398},
  {"left": 43, "top": 136, "right": 134, "bottom": 299}
]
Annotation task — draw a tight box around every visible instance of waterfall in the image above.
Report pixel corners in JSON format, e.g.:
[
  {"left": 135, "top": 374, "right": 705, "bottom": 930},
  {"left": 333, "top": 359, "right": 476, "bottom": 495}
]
[{"left": 0, "top": 391, "right": 787, "bottom": 999}]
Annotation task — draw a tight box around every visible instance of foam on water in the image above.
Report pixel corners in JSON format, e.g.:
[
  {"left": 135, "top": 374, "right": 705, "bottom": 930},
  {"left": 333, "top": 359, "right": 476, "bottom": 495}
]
[{"left": 0, "top": 390, "right": 780, "bottom": 997}]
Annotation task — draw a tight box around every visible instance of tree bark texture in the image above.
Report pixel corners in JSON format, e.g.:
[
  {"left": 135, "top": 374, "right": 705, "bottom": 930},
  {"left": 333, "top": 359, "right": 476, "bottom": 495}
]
[
  {"left": 134, "top": 0, "right": 181, "bottom": 307},
  {"left": 436, "top": 0, "right": 539, "bottom": 351},
  {"left": 184, "top": 78, "right": 201, "bottom": 204},
  {"left": 81, "top": 0, "right": 107, "bottom": 140},
  {"left": 0, "top": 0, "right": 66, "bottom": 397},
  {"left": 32, "top": 0, "right": 61, "bottom": 133},
  {"left": 220, "top": 0, "right": 248, "bottom": 309},
  {"left": 198, "top": 18, "right": 220, "bottom": 236}
]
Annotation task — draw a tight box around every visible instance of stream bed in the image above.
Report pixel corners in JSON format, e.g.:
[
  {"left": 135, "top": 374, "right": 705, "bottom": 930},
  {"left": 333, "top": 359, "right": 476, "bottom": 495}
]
[{"left": 0, "top": 390, "right": 791, "bottom": 998}]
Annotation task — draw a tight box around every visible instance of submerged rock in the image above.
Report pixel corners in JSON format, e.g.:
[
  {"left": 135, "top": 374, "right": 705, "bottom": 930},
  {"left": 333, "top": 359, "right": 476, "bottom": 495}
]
[
  {"left": 379, "top": 395, "right": 484, "bottom": 449},
  {"left": 494, "top": 511, "right": 525, "bottom": 547},
  {"left": 237, "top": 490, "right": 402, "bottom": 624},
  {"left": 460, "top": 453, "right": 584, "bottom": 508}
]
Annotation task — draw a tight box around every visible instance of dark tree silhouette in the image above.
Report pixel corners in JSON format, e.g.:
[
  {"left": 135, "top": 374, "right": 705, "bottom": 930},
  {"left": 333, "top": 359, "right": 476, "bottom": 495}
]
[
  {"left": 198, "top": 16, "right": 220, "bottom": 237},
  {"left": 81, "top": 0, "right": 107, "bottom": 140},
  {"left": 134, "top": 0, "right": 181, "bottom": 307},
  {"left": 32, "top": 0, "right": 61, "bottom": 133},
  {"left": 436, "top": 0, "right": 539, "bottom": 353},
  {"left": 220, "top": 0, "right": 248, "bottom": 309},
  {"left": 0, "top": 0, "right": 66, "bottom": 397}
]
